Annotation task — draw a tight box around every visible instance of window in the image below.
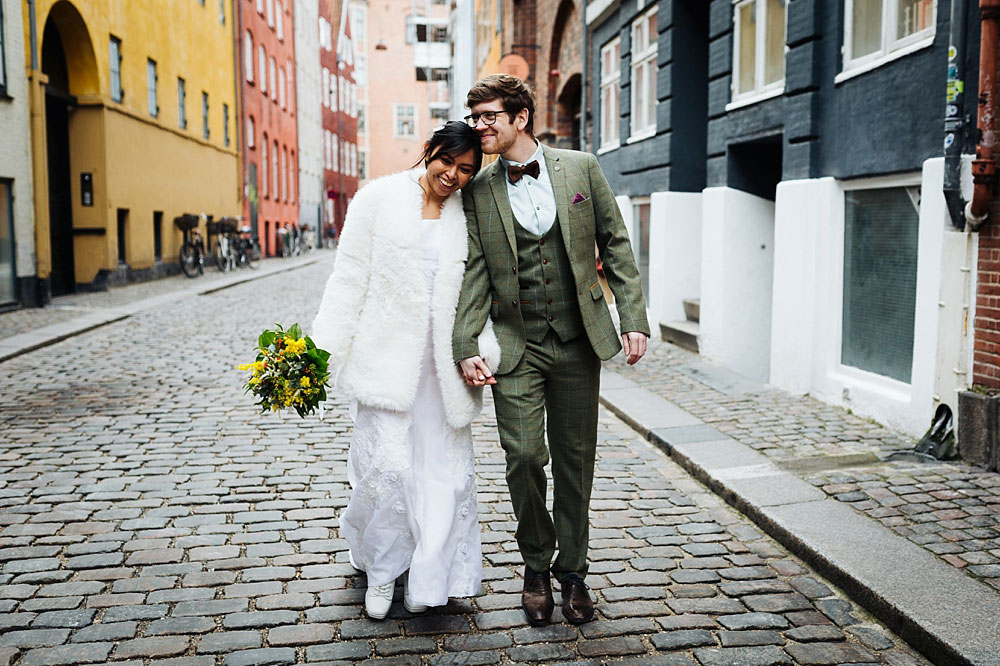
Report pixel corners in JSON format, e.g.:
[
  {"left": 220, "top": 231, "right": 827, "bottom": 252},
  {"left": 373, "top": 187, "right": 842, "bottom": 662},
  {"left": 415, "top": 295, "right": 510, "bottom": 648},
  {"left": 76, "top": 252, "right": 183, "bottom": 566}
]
[
  {"left": 630, "top": 8, "right": 657, "bottom": 139},
  {"left": 177, "top": 78, "right": 187, "bottom": 128},
  {"left": 395, "top": 104, "right": 416, "bottom": 137},
  {"left": 245, "top": 31, "right": 254, "bottom": 83},
  {"left": 431, "top": 106, "right": 449, "bottom": 125},
  {"left": 359, "top": 151, "right": 367, "bottom": 180},
  {"left": 0, "top": 0, "right": 8, "bottom": 96},
  {"left": 202, "top": 92, "right": 210, "bottom": 139},
  {"left": 258, "top": 45, "right": 267, "bottom": 94},
  {"left": 358, "top": 105, "right": 366, "bottom": 134},
  {"left": 290, "top": 150, "right": 295, "bottom": 203},
  {"left": 247, "top": 115, "right": 255, "bottom": 148},
  {"left": 110, "top": 36, "right": 123, "bottom": 102},
  {"left": 286, "top": 62, "right": 294, "bottom": 112},
  {"left": 278, "top": 67, "right": 286, "bottom": 108},
  {"left": 272, "top": 140, "right": 279, "bottom": 197},
  {"left": 219, "top": 0, "right": 226, "bottom": 23},
  {"left": 319, "top": 18, "right": 333, "bottom": 50},
  {"left": 269, "top": 57, "right": 277, "bottom": 101},
  {"left": 431, "top": 25, "right": 448, "bottom": 42},
  {"left": 257, "top": 0, "right": 264, "bottom": 14},
  {"left": 632, "top": 199, "right": 650, "bottom": 302},
  {"left": 282, "top": 147, "right": 288, "bottom": 202},
  {"left": 147, "top": 59, "right": 158, "bottom": 117},
  {"left": 731, "top": 0, "right": 786, "bottom": 103},
  {"left": 0, "top": 180, "right": 14, "bottom": 305},
  {"left": 843, "top": 0, "right": 935, "bottom": 74},
  {"left": 223, "top": 103, "right": 230, "bottom": 146},
  {"left": 262, "top": 135, "right": 268, "bottom": 196},
  {"left": 600, "top": 37, "right": 621, "bottom": 150},
  {"left": 842, "top": 186, "right": 919, "bottom": 383},
  {"left": 276, "top": 3, "right": 284, "bottom": 40},
  {"left": 267, "top": 0, "right": 275, "bottom": 27}
]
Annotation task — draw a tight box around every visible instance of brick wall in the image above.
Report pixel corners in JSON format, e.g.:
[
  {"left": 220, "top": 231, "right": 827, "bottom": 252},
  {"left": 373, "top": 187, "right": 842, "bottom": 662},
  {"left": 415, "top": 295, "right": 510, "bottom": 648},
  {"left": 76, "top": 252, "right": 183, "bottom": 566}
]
[
  {"left": 975, "top": 208, "right": 1000, "bottom": 387},
  {"left": 535, "top": 0, "right": 582, "bottom": 145}
]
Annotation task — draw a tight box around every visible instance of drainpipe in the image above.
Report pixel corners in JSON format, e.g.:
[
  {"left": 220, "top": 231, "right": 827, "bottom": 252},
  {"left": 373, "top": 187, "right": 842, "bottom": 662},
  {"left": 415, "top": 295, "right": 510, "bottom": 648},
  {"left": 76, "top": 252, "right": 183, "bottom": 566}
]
[
  {"left": 27, "top": 0, "right": 39, "bottom": 70},
  {"left": 944, "top": 0, "right": 969, "bottom": 229},
  {"left": 580, "top": 0, "right": 588, "bottom": 152},
  {"left": 967, "top": 0, "right": 1000, "bottom": 229}
]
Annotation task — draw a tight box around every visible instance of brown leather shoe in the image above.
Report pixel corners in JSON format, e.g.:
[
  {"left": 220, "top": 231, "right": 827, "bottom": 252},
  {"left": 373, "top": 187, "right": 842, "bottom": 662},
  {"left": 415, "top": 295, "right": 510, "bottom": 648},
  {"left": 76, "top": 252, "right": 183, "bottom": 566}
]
[
  {"left": 521, "top": 566, "right": 554, "bottom": 626},
  {"left": 561, "top": 575, "right": 595, "bottom": 624}
]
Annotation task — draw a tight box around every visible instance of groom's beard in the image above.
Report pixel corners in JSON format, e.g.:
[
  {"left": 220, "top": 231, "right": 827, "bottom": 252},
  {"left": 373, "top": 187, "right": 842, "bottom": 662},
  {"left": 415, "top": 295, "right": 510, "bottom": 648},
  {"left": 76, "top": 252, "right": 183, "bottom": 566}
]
[{"left": 478, "top": 129, "right": 514, "bottom": 156}]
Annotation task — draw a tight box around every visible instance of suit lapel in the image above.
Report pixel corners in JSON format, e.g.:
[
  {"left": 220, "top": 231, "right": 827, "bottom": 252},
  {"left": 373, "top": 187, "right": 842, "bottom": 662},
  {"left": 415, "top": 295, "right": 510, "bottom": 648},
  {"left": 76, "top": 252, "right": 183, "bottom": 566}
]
[
  {"left": 544, "top": 145, "right": 572, "bottom": 254},
  {"left": 488, "top": 160, "right": 518, "bottom": 258}
]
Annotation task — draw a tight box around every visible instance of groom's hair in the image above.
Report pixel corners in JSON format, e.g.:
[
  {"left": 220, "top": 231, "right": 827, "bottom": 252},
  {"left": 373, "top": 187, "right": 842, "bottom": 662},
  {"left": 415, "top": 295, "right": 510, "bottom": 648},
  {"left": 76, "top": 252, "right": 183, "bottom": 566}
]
[{"left": 467, "top": 74, "right": 535, "bottom": 136}]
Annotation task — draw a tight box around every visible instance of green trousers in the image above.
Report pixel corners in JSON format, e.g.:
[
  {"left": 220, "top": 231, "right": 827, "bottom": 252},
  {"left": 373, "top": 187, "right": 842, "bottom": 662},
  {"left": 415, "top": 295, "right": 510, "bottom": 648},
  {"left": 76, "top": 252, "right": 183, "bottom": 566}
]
[{"left": 491, "top": 330, "right": 601, "bottom": 580}]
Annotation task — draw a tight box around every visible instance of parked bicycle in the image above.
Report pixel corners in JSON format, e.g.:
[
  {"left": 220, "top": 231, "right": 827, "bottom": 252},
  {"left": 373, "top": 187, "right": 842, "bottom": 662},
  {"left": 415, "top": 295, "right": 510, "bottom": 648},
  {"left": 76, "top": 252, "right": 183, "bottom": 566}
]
[
  {"left": 210, "top": 218, "right": 240, "bottom": 273},
  {"left": 176, "top": 214, "right": 206, "bottom": 278},
  {"left": 235, "top": 226, "right": 262, "bottom": 269}
]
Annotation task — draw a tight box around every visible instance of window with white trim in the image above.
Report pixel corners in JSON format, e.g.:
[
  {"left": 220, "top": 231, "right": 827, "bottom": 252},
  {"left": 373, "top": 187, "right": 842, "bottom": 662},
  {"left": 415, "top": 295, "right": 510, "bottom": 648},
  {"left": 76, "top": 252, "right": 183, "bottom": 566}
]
[
  {"left": 110, "top": 36, "right": 123, "bottom": 102},
  {"left": 256, "top": 0, "right": 264, "bottom": 14},
  {"left": 272, "top": 140, "right": 279, "bottom": 198},
  {"left": 202, "top": 91, "right": 210, "bottom": 139},
  {"left": 223, "top": 103, "right": 230, "bottom": 146},
  {"left": 245, "top": 31, "right": 254, "bottom": 83},
  {"left": 630, "top": 7, "right": 657, "bottom": 139},
  {"left": 262, "top": 135, "right": 268, "bottom": 196},
  {"left": 177, "top": 78, "right": 187, "bottom": 128},
  {"left": 395, "top": 105, "right": 416, "bottom": 137},
  {"left": 219, "top": 0, "right": 226, "bottom": 24},
  {"left": 247, "top": 115, "right": 255, "bottom": 148},
  {"left": 147, "top": 59, "right": 158, "bottom": 117},
  {"left": 267, "top": 0, "right": 275, "bottom": 27},
  {"left": 258, "top": 45, "right": 267, "bottom": 94},
  {"left": 276, "top": 3, "right": 284, "bottom": 40},
  {"left": 600, "top": 36, "right": 621, "bottom": 150},
  {"left": 269, "top": 57, "right": 277, "bottom": 101},
  {"left": 322, "top": 67, "right": 329, "bottom": 107},
  {"left": 319, "top": 18, "right": 333, "bottom": 50},
  {"left": 278, "top": 67, "right": 286, "bottom": 108},
  {"left": 732, "top": 0, "right": 786, "bottom": 103},
  {"left": 843, "top": 0, "right": 935, "bottom": 72}
]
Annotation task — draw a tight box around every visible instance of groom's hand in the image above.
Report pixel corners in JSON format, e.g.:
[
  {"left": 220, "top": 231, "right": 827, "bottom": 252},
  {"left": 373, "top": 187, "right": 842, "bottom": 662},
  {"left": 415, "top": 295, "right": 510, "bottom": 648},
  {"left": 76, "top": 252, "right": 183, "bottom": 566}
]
[
  {"left": 622, "top": 332, "right": 647, "bottom": 365},
  {"left": 459, "top": 356, "right": 497, "bottom": 386}
]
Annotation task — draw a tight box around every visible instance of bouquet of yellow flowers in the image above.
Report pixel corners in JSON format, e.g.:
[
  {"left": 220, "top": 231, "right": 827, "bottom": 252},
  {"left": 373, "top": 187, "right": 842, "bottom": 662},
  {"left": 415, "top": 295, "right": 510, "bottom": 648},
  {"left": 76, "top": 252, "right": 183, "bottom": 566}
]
[{"left": 239, "top": 323, "right": 331, "bottom": 417}]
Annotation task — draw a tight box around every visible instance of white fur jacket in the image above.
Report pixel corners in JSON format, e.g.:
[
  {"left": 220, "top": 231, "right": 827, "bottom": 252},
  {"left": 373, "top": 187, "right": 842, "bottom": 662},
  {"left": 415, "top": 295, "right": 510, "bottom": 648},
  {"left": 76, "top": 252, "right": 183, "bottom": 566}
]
[{"left": 311, "top": 169, "right": 501, "bottom": 429}]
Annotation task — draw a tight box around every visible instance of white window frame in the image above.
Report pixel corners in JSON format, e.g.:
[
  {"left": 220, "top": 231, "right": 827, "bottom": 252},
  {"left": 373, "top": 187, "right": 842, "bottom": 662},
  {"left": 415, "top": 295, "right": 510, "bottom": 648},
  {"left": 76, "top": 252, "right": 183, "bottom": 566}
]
[
  {"left": 246, "top": 115, "right": 255, "bottom": 149},
  {"left": 202, "top": 91, "right": 210, "bottom": 139},
  {"left": 276, "top": 3, "right": 285, "bottom": 40},
  {"left": 272, "top": 140, "right": 279, "bottom": 198},
  {"left": 269, "top": 57, "right": 277, "bottom": 101},
  {"left": 838, "top": 0, "right": 937, "bottom": 83},
  {"left": 832, "top": 171, "right": 923, "bottom": 393},
  {"left": 728, "top": 0, "right": 787, "bottom": 110},
  {"left": 267, "top": 0, "right": 275, "bottom": 27},
  {"left": 110, "top": 36, "right": 123, "bottom": 103},
  {"left": 629, "top": 6, "right": 657, "bottom": 142},
  {"left": 147, "top": 58, "right": 158, "bottom": 117},
  {"left": 278, "top": 67, "right": 286, "bottom": 108},
  {"left": 258, "top": 45, "right": 267, "bottom": 94},
  {"left": 219, "top": 0, "right": 226, "bottom": 24},
  {"left": 244, "top": 32, "right": 254, "bottom": 83},
  {"left": 262, "top": 136, "right": 268, "bottom": 197},
  {"left": 394, "top": 104, "right": 417, "bottom": 138},
  {"left": 599, "top": 36, "right": 621, "bottom": 153},
  {"left": 256, "top": 0, "right": 264, "bottom": 14},
  {"left": 177, "top": 77, "right": 187, "bottom": 129}
]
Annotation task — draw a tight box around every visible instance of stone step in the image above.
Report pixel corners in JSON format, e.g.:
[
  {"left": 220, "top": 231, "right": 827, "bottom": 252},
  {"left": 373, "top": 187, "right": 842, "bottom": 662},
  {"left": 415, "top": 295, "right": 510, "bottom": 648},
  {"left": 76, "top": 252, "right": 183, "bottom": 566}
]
[
  {"left": 683, "top": 298, "right": 700, "bottom": 323},
  {"left": 660, "top": 320, "right": 699, "bottom": 353}
]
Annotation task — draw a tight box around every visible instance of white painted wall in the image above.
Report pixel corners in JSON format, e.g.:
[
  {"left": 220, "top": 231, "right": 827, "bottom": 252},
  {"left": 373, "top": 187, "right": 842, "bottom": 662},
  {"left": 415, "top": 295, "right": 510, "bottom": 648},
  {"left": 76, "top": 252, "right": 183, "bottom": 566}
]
[
  {"left": 0, "top": 0, "right": 36, "bottom": 282},
  {"left": 768, "top": 161, "right": 972, "bottom": 437},
  {"left": 699, "top": 187, "right": 775, "bottom": 382},
  {"left": 649, "top": 191, "right": 702, "bottom": 327},
  {"left": 294, "top": 0, "right": 323, "bottom": 230}
]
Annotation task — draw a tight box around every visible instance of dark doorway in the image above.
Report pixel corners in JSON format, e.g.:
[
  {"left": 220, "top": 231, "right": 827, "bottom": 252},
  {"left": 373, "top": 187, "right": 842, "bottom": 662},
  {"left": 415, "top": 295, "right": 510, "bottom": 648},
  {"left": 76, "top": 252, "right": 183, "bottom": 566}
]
[
  {"left": 153, "top": 211, "right": 163, "bottom": 261},
  {"left": 727, "top": 135, "right": 783, "bottom": 201},
  {"left": 117, "top": 209, "right": 128, "bottom": 265},
  {"left": 42, "top": 18, "right": 76, "bottom": 295},
  {"left": 556, "top": 74, "right": 581, "bottom": 151}
]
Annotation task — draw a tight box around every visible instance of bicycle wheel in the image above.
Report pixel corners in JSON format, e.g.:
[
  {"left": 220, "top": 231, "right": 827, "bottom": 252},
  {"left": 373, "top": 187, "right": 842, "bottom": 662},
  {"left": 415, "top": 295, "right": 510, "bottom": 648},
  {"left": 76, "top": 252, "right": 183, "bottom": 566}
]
[
  {"left": 179, "top": 242, "right": 201, "bottom": 278},
  {"left": 246, "top": 239, "right": 261, "bottom": 269},
  {"left": 213, "top": 240, "right": 230, "bottom": 272}
]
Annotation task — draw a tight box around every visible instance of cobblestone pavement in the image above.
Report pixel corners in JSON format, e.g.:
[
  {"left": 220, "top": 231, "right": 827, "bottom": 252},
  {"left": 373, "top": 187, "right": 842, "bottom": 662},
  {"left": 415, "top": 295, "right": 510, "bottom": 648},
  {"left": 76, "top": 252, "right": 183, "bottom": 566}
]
[
  {"left": 0, "top": 257, "right": 930, "bottom": 665},
  {"left": 0, "top": 253, "right": 325, "bottom": 339},
  {"left": 612, "top": 336, "right": 1000, "bottom": 592}
]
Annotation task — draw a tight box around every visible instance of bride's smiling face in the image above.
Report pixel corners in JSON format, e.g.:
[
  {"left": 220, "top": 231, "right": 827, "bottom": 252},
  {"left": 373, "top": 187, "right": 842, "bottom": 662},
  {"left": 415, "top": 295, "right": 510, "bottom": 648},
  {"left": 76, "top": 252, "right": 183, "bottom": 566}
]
[{"left": 425, "top": 148, "right": 477, "bottom": 198}]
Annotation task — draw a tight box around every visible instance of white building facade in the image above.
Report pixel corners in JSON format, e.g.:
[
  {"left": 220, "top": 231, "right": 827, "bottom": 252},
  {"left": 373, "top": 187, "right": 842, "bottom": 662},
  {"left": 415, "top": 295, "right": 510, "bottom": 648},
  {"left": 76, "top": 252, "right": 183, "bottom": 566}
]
[{"left": 294, "top": 0, "right": 324, "bottom": 234}]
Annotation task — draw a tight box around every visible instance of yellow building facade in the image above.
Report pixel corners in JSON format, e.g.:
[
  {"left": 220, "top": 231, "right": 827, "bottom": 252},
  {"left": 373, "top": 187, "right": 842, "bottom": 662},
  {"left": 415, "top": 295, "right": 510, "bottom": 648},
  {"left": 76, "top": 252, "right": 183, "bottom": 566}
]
[
  {"left": 474, "top": 0, "right": 501, "bottom": 79},
  {"left": 23, "top": 0, "right": 241, "bottom": 295}
]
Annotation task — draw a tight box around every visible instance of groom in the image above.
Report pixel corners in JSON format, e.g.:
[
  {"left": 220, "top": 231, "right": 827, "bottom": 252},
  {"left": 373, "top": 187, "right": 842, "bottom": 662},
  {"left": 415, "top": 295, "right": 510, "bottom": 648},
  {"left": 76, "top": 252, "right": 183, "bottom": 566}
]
[{"left": 453, "top": 74, "right": 649, "bottom": 625}]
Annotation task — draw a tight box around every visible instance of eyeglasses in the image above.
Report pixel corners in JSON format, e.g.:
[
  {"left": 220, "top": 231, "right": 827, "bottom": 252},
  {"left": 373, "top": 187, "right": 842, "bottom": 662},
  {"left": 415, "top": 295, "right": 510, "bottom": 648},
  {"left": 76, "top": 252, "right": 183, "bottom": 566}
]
[{"left": 464, "top": 111, "right": 503, "bottom": 127}]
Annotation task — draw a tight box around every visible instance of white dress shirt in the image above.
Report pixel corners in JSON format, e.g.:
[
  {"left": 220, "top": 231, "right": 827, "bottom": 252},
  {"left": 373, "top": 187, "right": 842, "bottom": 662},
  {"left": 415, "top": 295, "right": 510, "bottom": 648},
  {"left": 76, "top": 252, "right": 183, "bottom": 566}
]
[{"left": 500, "top": 142, "right": 557, "bottom": 236}]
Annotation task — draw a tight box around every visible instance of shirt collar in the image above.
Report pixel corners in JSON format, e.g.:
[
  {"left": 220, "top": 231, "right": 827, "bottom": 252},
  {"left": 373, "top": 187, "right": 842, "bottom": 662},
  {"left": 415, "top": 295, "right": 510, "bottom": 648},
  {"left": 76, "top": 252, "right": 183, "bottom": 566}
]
[{"left": 500, "top": 141, "right": 545, "bottom": 173}]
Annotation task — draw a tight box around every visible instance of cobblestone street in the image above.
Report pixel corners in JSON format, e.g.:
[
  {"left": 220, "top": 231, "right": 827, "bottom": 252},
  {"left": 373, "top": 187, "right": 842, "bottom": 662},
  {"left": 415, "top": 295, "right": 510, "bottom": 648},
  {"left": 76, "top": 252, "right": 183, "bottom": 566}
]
[{"left": 0, "top": 257, "right": 932, "bottom": 665}]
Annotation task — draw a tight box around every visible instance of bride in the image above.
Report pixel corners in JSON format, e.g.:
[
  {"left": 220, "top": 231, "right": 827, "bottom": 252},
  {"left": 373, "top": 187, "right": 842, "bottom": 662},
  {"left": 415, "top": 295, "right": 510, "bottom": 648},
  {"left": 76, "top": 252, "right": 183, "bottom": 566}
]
[{"left": 311, "top": 121, "right": 499, "bottom": 619}]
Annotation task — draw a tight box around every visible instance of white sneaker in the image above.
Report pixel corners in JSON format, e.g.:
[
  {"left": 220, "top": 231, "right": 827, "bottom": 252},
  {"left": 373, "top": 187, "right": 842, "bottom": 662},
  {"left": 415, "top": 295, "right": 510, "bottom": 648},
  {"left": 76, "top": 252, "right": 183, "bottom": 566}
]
[
  {"left": 403, "top": 576, "right": 428, "bottom": 614},
  {"left": 364, "top": 582, "right": 394, "bottom": 620}
]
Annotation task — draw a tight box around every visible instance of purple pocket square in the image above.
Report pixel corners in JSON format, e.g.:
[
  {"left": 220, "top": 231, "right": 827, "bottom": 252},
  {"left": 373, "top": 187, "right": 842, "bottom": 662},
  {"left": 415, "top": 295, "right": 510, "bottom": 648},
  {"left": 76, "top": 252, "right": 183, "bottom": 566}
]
[{"left": 571, "top": 193, "right": 588, "bottom": 204}]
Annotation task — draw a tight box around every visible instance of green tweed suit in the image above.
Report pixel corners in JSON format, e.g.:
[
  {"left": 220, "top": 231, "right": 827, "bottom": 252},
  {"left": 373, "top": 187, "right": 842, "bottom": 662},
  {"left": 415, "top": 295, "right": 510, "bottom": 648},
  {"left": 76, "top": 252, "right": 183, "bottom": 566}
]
[{"left": 454, "top": 144, "right": 650, "bottom": 580}]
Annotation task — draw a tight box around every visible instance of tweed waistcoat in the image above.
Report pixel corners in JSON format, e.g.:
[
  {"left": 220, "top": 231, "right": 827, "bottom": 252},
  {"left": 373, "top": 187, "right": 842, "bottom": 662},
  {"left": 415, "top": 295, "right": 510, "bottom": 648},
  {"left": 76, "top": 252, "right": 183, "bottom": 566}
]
[{"left": 514, "top": 217, "right": 585, "bottom": 343}]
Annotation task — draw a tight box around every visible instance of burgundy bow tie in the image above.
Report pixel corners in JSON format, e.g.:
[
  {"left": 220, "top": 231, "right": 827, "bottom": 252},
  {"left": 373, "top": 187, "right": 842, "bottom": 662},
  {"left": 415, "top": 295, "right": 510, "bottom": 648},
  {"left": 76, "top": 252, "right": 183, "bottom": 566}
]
[{"left": 507, "top": 160, "right": 540, "bottom": 184}]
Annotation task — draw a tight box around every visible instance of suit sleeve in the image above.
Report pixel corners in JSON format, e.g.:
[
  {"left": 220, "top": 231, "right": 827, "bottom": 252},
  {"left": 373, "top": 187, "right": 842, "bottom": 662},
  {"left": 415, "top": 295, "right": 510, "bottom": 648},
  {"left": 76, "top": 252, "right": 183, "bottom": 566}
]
[
  {"left": 587, "top": 153, "right": 651, "bottom": 337},
  {"left": 453, "top": 186, "right": 492, "bottom": 362},
  {"left": 310, "top": 184, "right": 376, "bottom": 371}
]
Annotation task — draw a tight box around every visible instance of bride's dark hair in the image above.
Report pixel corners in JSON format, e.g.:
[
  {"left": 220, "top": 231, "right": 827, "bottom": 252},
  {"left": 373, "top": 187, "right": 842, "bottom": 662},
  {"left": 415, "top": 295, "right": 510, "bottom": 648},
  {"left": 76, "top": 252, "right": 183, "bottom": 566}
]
[{"left": 416, "top": 121, "right": 483, "bottom": 175}]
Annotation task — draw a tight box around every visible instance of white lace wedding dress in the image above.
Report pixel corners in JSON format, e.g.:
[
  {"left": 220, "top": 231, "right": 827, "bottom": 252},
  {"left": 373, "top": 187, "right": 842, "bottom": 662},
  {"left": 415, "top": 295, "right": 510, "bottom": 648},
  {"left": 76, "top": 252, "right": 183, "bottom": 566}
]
[{"left": 339, "top": 218, "right": 483, "bottom": 607}]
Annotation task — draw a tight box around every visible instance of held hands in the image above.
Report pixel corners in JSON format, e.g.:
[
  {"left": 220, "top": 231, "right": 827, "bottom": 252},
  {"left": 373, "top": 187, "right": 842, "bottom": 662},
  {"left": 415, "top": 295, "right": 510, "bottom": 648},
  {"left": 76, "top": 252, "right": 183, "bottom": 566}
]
[
  {"left": 459, "top": 356, "right": 497, "bottom": 387},
  {"left": 622, "top": 332, "right": 647, "bottom": 365}
]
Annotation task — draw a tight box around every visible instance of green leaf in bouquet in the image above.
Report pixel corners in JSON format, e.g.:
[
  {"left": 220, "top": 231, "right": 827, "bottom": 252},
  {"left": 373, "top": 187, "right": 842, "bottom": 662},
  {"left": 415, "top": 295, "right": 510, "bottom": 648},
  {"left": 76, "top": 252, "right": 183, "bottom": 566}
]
[
  {"left": 288, "top": 323, "right": 303, "bottom": 339},
  {"left": 259, "top": 330, "right": 276, "bottom": 350}
]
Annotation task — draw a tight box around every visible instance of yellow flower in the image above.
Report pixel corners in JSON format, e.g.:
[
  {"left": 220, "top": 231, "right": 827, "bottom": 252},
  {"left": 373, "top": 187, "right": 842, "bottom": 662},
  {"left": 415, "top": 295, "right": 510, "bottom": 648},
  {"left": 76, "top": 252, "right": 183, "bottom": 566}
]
[
  {"left": 300, "top": 377, "right": 310, "bottom": 388},
  {"left": 237, "top": 363, "right": 252, "bottom": 371}
]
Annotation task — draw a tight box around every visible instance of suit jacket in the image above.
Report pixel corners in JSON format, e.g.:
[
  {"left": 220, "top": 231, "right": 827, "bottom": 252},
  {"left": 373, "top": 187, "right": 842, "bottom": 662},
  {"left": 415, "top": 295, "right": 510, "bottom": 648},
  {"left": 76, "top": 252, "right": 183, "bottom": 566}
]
[{"left": 453, "top": 144, "right": 650, "bottom": 374}]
